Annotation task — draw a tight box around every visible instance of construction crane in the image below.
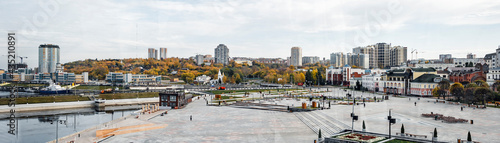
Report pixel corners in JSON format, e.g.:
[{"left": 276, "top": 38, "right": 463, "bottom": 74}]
[
  {"left": 19, "top": 56, "right": 28, "bottom": 63},
  {"left": 411, "top": 49, "right": 417, "bottom": 60}
]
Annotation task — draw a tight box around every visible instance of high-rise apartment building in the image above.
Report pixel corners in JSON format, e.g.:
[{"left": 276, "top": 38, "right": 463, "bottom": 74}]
[
  {"left": 390, "top": 46, "right": 407, "bottom": 66},
  {"left": 302, "top": 56, "right": 320, "bottom": 65},
  {"left": 215, "top": 44, "right": 230, "bottom": 65},
  {"left": 159, "top": 48, "right": 167, "bottom": 59},
  {"left": 148, "top": 48, "right": 158, "bottom": 59},
  {"left": 290, "top": 47, "right": 302, "bottom": 67},
  {"left": 38, "top": 44, "right": 60, "bottom": 73},
  {"left": 330, "top": 52, "right": 346, "bottom": 67},
  {"left": 353, "top": 46, "right": 375, "bottom": 68},
  {"left": 347, "top": 53, "right": 370, "bottom": 68},
  {"left": 353, "top": 43, "right": 407, "bottom": 68},
  {"left": 374, "top": 43, "right": 391, "bottom": 69}
]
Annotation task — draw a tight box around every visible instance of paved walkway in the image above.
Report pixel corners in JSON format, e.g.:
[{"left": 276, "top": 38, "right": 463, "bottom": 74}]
[
  {"left": 102, "top": 99, "right": 316, "bottom": 143},
  {"left": 51, "top": 105, "right": 166, "bottom": 143}
]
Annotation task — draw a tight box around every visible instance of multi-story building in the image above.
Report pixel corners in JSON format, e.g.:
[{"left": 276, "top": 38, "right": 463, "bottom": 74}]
[
  {"left": 255, "top": 58, "right": 287, "bottom": 64},
  {"left": 353, "top": 46, "right": 375, "bottom": 68},
  {"left": 330, "top": 52, "right": 346, "bottom": 67},
  {"left": 361, "top": 74, "right": 382, "bottom": 92},
  {"left": 487, "top": 67, "right": 500, "bottom": 85},
  {"left": 374, "top": 43, "right": 391, "bottom": 68},
  {"left": 0, "top": 72, "right": 88, "bottom": 83},
  {"left": 353, "top": 43, "right": 407, "bottom": 68},
  {"left": 302, "top": 56, "right": 320, "bottom": 65},
  {"left": 195, "top": 54, "right": 205, "bottom": 65},
  {"left": 493, "top": 45, "right": 500, "bottom": 68},
  {"left": 105, "top": 72, "right": 133, "bottom": 84},
  {"left": 439, "top": 54, "right": 452, "bottom": 62},
  {"left": 347, "top": 53, "right": 370, "bottom": 68},
  {"left": 390, "top": 46, "right": 407, "bottom": 66},
  {"left": 484, "top": 53, "right": 496, "bottom": 68},
  {"left": 290, "top": 47, "right": 302, "bottom": 66},
  {"left": 448, "top": 66, "right": 487, "bottom": 83},
  {"left": 148, "top": 48, "right": 158, "bottom": 59},
  {"left": 215, "top": 44, "right": 230, "bottom": 65},
  {"left": 38, "top": 44, "right": 60, "bottom": 73},
  {"left": 410, "top": 74, "right": 447, "bottom": 96},
  {"left": 326, "top": 67, "right": 343, "bottom": 85},
  {"left": 414, "top": 63, "right": 455, "bottom": 71},
  {"left": 467, "top": 53, "right": 476, "bottom": 59},
  {"left": 105, "top": 72, "right": 160, "bottom": 85},
  {"left": 159, "top": 48, "right": 167, "bottom": 59},
  {"left": 383, "top": 67, "right": 436, "bottom": 95},
  {"left": 453, "top": 58, "right": 485, "bottom": 67}
]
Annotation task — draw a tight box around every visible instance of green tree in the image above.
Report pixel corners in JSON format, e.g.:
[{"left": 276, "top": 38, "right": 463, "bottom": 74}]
[
  {"left": 438, "top": 80, "right": 450, "bottom": 100},
  {"left": 450, "top": 82, "right": 465, "bottom": 101},
  {"left": 234, "top": 73, "right": 242, "bottom": 84},
  {"left": 432, "top": 87, "right": 440, "bottom": 98},
  {"left": 474, "top": 87, "right": 492, "bottom": 107},
  {"left": 474, "top": 80, "right": 489, "bottom": 88}
]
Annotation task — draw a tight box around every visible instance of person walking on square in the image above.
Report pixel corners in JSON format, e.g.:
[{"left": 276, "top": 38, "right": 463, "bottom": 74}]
[
  {"left": 190, "top": 115, "right": 192, "bottom": 121},
  {"left": 414, "top": 102, "right": 417, "bottom": 106}
]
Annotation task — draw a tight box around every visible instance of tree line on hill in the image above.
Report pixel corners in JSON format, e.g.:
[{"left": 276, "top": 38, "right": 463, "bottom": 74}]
[{"left": 64, "top": 58, "right": 329, "bottom": 85}]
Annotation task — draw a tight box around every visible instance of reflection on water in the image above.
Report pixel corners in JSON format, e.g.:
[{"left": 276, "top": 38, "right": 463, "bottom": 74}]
[{"left": 0, "top": 106, "right": 139, "bottom": 143}]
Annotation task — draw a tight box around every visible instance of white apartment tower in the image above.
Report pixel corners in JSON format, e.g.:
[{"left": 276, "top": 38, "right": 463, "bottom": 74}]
[
  {"left": 159, "top": 48, "right": 167, "bottom": 59},
  {"left": 148, "top": 48, "right": 158, "bottom": 59},
  {"left": 290, "top": 47, "right": 302, "bottom": 67},
  {"left": 215, "top": 44, "right": 230, "bottom": 65},
  {"left": 38, "top": 44, "right": 60, "bottom": 73}
]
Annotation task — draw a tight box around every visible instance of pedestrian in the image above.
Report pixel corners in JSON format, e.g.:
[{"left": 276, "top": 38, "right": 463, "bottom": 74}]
[
  {"left": 461, "top": 106, "right": 463, "bottom": 111},
  {"left": 414, "top": 102, "right": 417, "bottom": 106},
  {"left": 364, "top": 103, "right": 366, "bottom": 107},
  {"left": 190, "top": 115, "right": 192, "bottom": 121}
]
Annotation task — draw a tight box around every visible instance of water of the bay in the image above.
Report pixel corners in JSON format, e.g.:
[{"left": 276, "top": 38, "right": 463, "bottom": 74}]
[{"left": 0, "top": 106, "right": 139, "bottom": 143}]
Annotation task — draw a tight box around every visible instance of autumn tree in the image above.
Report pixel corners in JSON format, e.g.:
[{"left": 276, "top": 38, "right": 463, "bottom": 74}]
[{"left": 450, "top": 82, "right": 465, "bottom": 101}]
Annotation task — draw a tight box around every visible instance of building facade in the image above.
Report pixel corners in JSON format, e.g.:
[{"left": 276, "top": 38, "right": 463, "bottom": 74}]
[
  {"left": 290, "top": 47, "right": 302, "bottom": 66},
  {"left": 302, "top": 56, "right": 320, "bottom": 65},
  {"left": 353, "top": 43, "right": 407, "bottom": 68},
  {"left": 410, "top": 74, "right": 445, "bottom": 96},
  {"left": 439, "top": 54, "right": 452, "bottom": 62},
  {"left": 215, "top": 44, "right": 230, "bottom": 65},
  {"left": 330, "top": 52, "right": 346, "bottom": 67},
  {"left": 159, "top": 91, "right": 191, "bottom": 108},
  {"left": 159, "top": 48, "right": 167, "bottom": 59},
  {"left": 390, "top": 46, "right": 407, "bottom": 67},
  {"left": 38, "top": 44, "right": 60, "bottom": 73},
  {"left": 347, "top": 53, "right": 370, "bottom": 68},
  {"left": 105, "top": 72, "right": 160, "bottom": 85},
  {"left": 148, "top": 48, "right": 158, "bottom": 59}
]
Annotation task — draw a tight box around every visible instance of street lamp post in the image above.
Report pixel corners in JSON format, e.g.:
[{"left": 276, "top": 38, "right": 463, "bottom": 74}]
[
  {"left": 388, "top": 109, "right": 396, "bottom": 138},
  {"left": 52, "top": 116, "right": 67, "bottom": 143}
]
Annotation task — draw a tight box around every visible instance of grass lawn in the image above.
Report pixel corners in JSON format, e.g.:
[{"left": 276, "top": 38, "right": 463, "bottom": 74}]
[
  {"left": 98, "top": 92, "right": 158, "bottom": 100},
  {"left": 74, "top": 85, "right": 123, "bottom": 90},
  {"left": 0, "top": 95, "right": 90, "bottom": 105}
]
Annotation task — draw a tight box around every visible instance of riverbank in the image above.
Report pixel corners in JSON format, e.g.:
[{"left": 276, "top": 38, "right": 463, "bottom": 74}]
[
  {"left": 0, "top": 92, "right": 159, "bottom": 105},
  {"left": 0, "top": 98, "right": 159, "bottom": 113}
]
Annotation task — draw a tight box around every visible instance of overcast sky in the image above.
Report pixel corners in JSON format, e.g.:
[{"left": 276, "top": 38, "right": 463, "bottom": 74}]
[{"left": 1, "top": 0, "right": 500, "bottom": 69}]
